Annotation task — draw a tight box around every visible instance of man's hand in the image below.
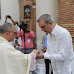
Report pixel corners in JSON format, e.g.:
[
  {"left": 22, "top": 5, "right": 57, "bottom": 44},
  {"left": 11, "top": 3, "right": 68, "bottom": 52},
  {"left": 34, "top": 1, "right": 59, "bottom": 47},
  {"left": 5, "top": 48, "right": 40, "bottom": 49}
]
[
  {"left": 14, "top": 44, "right": 20, "bottom": 47},
  {"left": 5, "top": 16, "right": 8, "bottom": 19},
  {"left": 32, "top": 49, "right": 40, "bottom": 55},
  {"left": 41, "top": 48, "right": 46, "bottom": 52},
  {"left": 32, "top": 49, "right": 44, "bottom": 59},
  {"left": 7, "top": 15, "right": 11, "bottom": 18},
  {"left": 5, "top": 15, "right": 16, "bottom": 25},
  {"left": 5, "top": 15, "right": 11, "bottom": 23},
  {"left": 36, "top": 53, "right": 44, "bottom": 59}
]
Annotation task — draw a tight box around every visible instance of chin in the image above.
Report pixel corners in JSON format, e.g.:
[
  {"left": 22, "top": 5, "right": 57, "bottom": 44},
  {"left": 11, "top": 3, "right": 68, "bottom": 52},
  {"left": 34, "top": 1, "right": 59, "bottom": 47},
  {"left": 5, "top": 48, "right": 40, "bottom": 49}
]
[
  {"left": 8, "top": 40, "right": 11, "bottom": 42},
  {"left": 10, "top": 39, "right": 14, "bottom": 42},
  {"left": 45, "top": 31, "right": 48, "bottom": 33}
]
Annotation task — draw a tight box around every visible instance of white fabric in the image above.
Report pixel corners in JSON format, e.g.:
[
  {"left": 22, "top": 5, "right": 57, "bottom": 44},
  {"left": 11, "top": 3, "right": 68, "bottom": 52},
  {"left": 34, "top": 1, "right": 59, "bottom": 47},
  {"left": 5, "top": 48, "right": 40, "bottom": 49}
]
[
  {"left": 0, "top": 36, "right": 31, "bottom": 74},
  {"left": 29, "top": 53, "right": 36, "bottom": 71},
  {"left": 44, "top": 24, "right": 74, "bottom": 74}
]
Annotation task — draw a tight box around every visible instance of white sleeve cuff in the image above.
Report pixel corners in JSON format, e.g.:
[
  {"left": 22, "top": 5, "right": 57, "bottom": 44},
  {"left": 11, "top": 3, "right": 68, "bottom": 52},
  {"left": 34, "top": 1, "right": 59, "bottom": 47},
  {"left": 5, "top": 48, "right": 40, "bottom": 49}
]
[{"left": 44, "top": 53, "right": 50, "bottom": 59}]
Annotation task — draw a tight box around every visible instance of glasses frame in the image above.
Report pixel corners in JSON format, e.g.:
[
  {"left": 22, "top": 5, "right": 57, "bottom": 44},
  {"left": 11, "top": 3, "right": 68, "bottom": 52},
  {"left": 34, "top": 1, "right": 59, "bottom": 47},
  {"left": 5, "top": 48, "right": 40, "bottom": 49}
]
[{"left": 10, "top": 31, "right": 17, "bottom": 35}]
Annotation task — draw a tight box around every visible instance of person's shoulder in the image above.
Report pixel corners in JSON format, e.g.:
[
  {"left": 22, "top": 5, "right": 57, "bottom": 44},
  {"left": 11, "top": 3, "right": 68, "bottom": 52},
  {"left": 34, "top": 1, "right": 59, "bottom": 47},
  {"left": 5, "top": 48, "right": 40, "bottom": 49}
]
[
  {"left": 56, "top": 25, "right": 71, "bottom": 39},
  {"left": 8, "top": 43, "right": 15, "bottom": 48},
  {"left": 62, "top": 27, "right": 70, "bottom": 35},
  {"left": 1, "top": 42, "right": 15, "bottom": 50},
  {"left": 59, "top": 28, "right": 71, "bottom": 39},
  {"left": 58, "top": 25, "right": 70, "bottom": 34}
]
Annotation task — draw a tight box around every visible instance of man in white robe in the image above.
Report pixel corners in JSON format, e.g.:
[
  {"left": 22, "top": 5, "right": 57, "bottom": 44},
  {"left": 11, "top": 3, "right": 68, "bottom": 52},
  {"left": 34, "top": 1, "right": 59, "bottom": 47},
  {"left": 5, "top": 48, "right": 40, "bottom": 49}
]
[{"left": 0, "top": 22, "right": 39, "bottom": 74}]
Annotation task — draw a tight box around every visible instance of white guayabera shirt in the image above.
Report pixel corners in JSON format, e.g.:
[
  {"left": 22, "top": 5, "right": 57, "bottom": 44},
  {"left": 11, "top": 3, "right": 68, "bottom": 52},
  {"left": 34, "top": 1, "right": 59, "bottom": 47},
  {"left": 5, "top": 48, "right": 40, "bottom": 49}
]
[
  {"left": 0, "top": 36, "right": 36, "bottom": 74},
  {"left": 44, "top": 24, "right": 74, "bottom": 74}
]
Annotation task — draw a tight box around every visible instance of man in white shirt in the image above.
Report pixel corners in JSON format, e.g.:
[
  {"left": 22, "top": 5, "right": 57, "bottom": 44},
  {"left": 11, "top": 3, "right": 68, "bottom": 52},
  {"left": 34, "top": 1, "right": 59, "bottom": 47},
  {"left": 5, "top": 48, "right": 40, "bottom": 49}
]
[
  {"left": 37, "top": 14, "right": 74, "bottom": 74},
  {"left": 0, "top": 22, "right": 40, "bottom": 74}
]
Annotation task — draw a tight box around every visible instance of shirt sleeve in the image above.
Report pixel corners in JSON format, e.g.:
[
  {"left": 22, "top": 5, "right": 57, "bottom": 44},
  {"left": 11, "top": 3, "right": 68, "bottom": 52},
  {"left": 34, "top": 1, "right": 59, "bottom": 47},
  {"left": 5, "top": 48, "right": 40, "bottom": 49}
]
[
  {"left": 44, "top": 32, "right": 73, "bottom": 61},
  {"left": 29, "top": 52, "right": 36, "bottom": 71}
]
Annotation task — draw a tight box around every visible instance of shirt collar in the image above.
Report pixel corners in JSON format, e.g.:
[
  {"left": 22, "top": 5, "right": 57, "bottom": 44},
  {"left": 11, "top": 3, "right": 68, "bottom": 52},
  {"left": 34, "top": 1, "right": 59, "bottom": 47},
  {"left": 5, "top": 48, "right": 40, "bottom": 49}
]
[{"left": 51, "top": 24, "right": 59, "bottom": 36}]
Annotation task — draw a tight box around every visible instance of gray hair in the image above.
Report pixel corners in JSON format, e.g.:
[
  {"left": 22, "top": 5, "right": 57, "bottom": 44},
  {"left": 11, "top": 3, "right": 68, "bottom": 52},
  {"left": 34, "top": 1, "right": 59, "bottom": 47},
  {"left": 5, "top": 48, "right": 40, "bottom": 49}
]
[
  {"left": 0, "top": 22, "right": 13, "bottom": 34},
  {"left": 37, "top": 14, "right": 54, "bottom": 24}
]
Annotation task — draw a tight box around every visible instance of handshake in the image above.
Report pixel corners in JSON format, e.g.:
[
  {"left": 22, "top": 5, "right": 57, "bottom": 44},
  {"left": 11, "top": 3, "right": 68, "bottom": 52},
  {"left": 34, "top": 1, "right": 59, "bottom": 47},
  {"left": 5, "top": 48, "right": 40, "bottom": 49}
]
[{"left": 32, "top": 49, "right": 44, "bottom": 59}]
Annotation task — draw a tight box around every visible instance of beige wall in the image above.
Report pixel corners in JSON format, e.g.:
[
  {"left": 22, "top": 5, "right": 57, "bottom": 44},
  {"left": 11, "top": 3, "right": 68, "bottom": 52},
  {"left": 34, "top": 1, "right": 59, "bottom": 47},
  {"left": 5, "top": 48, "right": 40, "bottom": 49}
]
[
  {"left": 58, "top": 0, "right": 74, "bottom": 46},
  {"left": 0, "top": 0, "right": 19, "bottom": 25}
]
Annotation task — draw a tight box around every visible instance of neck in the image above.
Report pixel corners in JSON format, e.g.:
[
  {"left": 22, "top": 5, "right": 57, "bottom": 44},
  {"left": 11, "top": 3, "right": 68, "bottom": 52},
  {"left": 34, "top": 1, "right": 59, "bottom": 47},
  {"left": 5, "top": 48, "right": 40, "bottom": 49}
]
[
  {"left": 50, "top": 23, "right": 56, "bottom": 33},
  {"left": 0, "top": 34, "right": 9, "bottom": 41}
]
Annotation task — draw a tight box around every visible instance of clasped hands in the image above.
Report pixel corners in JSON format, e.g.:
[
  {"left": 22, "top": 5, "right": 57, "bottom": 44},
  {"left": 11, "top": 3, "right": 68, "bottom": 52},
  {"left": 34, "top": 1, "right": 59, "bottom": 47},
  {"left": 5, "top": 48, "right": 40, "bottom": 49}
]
[{"left": 32, "top": 49, "right": 44, "bottom": 59}]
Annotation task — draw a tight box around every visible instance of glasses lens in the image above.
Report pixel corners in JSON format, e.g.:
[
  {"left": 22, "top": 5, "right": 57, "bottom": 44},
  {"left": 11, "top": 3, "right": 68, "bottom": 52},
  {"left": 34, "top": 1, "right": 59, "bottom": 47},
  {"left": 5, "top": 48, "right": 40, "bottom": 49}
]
[
  {"left": 10, "top": 31, "right": 17, "bottom": 35},
  {"left": 14, "top": 32, "right": 17, "bottom": 35}
]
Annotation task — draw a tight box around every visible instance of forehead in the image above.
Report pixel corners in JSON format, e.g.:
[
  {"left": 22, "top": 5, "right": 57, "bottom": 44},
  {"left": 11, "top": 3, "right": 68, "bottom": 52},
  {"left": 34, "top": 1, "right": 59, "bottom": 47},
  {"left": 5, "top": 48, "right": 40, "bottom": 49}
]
[{"left": 38, "top": 19, "right": 46, "bottom": 27}]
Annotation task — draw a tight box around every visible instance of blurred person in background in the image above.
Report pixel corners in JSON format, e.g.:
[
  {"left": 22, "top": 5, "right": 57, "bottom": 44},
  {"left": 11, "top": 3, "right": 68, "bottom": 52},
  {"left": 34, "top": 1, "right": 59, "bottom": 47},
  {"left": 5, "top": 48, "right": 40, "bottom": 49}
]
[{"left": 17, "top": 21, "right": 35, "bottom": 54}]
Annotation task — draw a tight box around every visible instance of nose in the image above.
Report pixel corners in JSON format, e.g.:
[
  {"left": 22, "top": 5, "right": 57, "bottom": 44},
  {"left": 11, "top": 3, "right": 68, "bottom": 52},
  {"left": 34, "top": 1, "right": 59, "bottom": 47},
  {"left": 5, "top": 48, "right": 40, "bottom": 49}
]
[{"left": 41, "top": 28, "right": 44, "bottom": 31}]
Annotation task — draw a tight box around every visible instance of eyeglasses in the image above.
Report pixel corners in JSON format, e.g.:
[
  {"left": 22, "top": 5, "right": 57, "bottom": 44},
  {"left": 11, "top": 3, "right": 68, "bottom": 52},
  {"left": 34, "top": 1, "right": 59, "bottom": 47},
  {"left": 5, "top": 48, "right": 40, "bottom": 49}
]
[
  {"left": 10, "top": 31, "right": 17, "bottom": 35},
  {"left": 41, "top": 26, "right": 45, "bottom": 28}
]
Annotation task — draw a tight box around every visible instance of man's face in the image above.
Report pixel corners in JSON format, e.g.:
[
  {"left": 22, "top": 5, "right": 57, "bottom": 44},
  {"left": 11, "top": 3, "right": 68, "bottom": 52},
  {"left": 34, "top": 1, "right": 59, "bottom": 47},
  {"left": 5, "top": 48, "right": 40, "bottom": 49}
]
[
  {"left": 8, "top": 26, "right": 17, "bottom": 42},
  {"left": 38, "top": 19, "right": 51, "bottom": 33}
]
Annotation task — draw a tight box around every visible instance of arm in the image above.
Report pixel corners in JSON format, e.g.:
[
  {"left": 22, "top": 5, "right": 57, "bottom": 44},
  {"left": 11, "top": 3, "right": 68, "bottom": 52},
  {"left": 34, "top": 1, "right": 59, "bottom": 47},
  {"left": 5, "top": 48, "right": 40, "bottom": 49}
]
[
  {"left": 28, "top": 31, "right": 35, "bottom": 38},
  {"left": 5, "top": 15, "right": 16, "bottom": 25},
  {"left": 5, "top": 16, "right": 7, "bottom": 23},
  {"left": 29, "top": 50, "right": 40, "bottom": 71},
  {"left": 9, "top": 17, "right": 16, "bottom": 25},
  {"left": 29, "top": 52, "right": 36, "bottom": 71}
]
